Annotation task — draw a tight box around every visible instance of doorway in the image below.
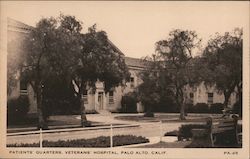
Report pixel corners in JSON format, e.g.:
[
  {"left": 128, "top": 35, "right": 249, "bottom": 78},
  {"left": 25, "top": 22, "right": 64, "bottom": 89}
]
[{"left": 98, "top": 92, "right": 104, "bottom": 110}]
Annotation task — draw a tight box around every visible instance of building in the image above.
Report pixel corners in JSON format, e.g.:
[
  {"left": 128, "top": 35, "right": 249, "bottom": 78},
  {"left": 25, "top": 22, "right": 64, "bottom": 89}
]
[
  {"left": 185, "top": 83, "right": 237, "bottom": 107},
  {"left": 7, "top": 18, "right": 237, "bottom": 116},
  {"left": 7, "top": 18, "right": 37, "bottom": 114},
  {"left": 83, "top": 57, "right": 146, "bottom": 113},
  {"left": 7, "top": 18, "right": 147, "bottom": 115}
]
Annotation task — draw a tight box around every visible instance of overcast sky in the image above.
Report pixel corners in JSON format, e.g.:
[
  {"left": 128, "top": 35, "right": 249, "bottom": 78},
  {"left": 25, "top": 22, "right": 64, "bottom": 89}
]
[{"left": 1, "top": 1, "right": 249, "bottom": 58}]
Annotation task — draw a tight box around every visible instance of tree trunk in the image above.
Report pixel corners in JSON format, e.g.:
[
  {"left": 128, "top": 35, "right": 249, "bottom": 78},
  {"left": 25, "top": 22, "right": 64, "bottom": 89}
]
[
  {"left": 223, "top": 92, "right": 231, "bottom": 108},
  {"left": 78, "top": 83, "right": 89, "bottom": 127},
  {"left": 179, "top": 103, "right": 186, "bottom": 120},
  {"left": 176, "top": 88, "right": 186, "bottom": 120},
  {"left": 80, "top": 96, "right": 88, "bottom": 127},
  {"left": 36, "top": 84, "right": 47, "bottom": 129}
]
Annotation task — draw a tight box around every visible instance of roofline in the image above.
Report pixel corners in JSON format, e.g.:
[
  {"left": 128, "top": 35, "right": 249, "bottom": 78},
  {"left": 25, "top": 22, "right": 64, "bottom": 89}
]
[
  {"left": 8, "top": 18, "right": 124, "bottom": 56},
  {"left": 107, "top": 39, "right": 124, "bottom": 56}
]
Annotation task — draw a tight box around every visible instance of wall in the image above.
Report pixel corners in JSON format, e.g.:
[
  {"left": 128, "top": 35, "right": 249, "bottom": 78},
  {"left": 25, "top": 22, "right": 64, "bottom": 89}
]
[{"left": 185, "top": 82, "right": 237, "bottom": 108}]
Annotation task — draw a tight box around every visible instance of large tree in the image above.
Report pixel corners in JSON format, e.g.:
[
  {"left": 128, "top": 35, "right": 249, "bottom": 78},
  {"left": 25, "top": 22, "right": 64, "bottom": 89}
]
[
  {"left": 20, "top": 15, "right": 83, "bottom": 129},
  {"left": 21, "top": 14, "right": 130, "bottom": 128},
  {"left": 72, "top": 25, "right": 130, "bottom": 126},
  {"left": 202, "top": 28, "right": 242, "bottom": 109},
  {"left": 155, "top": 29, "right": 201, "bottom": 120}
]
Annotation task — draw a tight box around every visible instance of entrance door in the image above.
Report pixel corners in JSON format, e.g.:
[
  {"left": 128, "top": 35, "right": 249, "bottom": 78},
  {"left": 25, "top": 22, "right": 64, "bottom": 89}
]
[{"left": 98, "top": 92, "right": 104, "bottom": 110}]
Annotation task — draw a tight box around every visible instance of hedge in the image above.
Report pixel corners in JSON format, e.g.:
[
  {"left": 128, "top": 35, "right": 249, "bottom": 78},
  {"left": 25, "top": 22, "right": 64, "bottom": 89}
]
[
  {"left": 191, "top": 103, "right": 209, "bottom": 113},
  {"left": 120, "top": 92, "right": 137, "bottom": 113},
  {"left": 7, "top": 135, "right": 149, "bottom": 147},
  {"left": 178, "top": 124, "right": 209, "bottom": 140},
  {"left": 7, "top": 96, "right": 30, "bottom": 123},
  {"left": 187, "top": 103, "right": 225, "bottom": 114},
  {"left": 232, "top": 101, "right": 242, "bottom": 117},
  {"left": 210, "top": 103, "right": 224, "bottom": 114}
]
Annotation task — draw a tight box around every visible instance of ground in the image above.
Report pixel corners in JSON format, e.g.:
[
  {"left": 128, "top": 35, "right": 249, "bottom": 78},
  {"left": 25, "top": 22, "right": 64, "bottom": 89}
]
[
  {"left": 7, "top": 113, "right": 241, "bottom": 148},
  {"left": 134, "top": 141, "right": 192, "bottom": 148}
]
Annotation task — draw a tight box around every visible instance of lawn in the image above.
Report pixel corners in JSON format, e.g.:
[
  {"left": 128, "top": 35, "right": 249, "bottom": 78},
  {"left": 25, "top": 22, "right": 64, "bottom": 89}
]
[
  {"left": 7, "top": 135, "right": 149, "bottom": 147},
  {"left": 8, "top": 115, "right": 82, "bottom": 128},
  {"left": 7, "top": 115, "right": 110, "bottom": 133}
]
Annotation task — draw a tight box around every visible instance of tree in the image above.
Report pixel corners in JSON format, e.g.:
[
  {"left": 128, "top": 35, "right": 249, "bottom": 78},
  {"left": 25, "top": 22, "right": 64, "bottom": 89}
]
[
  {"left": 137, "top": 55, "right": 174, "bottom": 117},
  {"left": 155, "top": 29, "right": 201, "bottom": 120},
  {"left": 21, "top": 14, "right": 130, "bottom": 128},
  {"left": 71, "top": 25, "right": 130, "bottom": 126},
  {"left": 202, "top": 28, "right": 242, "bottom": 109},
  {"left": 21, "top": 15, "right": 83, "bottom": 129}
]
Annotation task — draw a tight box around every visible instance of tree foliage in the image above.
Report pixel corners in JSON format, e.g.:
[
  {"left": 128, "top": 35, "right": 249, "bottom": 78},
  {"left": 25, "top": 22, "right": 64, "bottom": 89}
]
[
  {"left": 202, "top": 28, "right": 242, "bottom": 108},
  {"left": 19, "top": 14, "right": 129, "bottom": 128},
  {"left": 72, "top": 25, "right": 130, "bottom": 126},
  {"left": 155, "top": 29, "right": 201, "bottom": 120},
  {"left": 137, "top": 55, "right": 174, "bottom": 116}
]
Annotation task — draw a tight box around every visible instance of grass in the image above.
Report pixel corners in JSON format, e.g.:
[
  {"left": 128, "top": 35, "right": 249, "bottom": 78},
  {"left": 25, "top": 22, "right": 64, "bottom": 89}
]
[
  {"left": 7, "top": 115, "right": 114, "bottom": 133},
  {"left": 7, "top": 135, "right": 149, "bottom": 147}
]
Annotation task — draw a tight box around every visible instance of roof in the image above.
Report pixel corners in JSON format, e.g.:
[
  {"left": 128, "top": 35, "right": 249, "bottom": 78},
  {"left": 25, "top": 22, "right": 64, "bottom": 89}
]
[
  {"left": 7, "top": 18, "right": 124, "bottom": 56},
  {"left": 108, "top": 39, "right": 124, "bottom": 56},
  {"left": 7, "top": 18, "right": 147, "bottom": 70},
  {"left": 124, "top": 57, "right": 147, "bottom": 69},
  {"left": 8, "top": 18, "right": 33, "bottom": 33}
]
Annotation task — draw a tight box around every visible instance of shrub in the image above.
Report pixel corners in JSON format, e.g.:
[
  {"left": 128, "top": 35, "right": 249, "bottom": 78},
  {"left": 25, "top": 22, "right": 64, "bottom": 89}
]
[
  {"left": 7, "top": 96, "right": 30, "bottom": 123},
  {"left": 191, "top": 103, "right": 209, "bottom": 113},
  {"left": 121, "top": 92, "right": 137, "bottom": 113},
  {"left": 232, "top": 101, "right": 242, "bottom": 117},
  {"left": 209, "top": 103, "right": 224, "bottom": 114},
  {"left": 164, "top": 130, "right": 179, "bottom": 136},
  {"left": 143, "top": 111, "right": 154, "bottom": 117},
  {"left": 7, "top": 135, "right": 149, "bottom": 147},
  {"left": 185, "top": 103, "right": 194, "bottom": 113},
  {"left": 178, "top": 124, "right": 209, "bottom": 140},
  {"left": 152, "top": 97, "right": 178, "bottom": 113}
]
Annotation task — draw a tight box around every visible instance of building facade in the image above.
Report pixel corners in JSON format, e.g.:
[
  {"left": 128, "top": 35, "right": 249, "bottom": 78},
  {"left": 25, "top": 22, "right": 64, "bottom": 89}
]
[
  {"left": 7, "top": 18, "right": 37, "bottom": 114},
  {"left": 82, "top": 57, "right": 146, "bottom": 113},
  {"left": 185, "top": 83, "right": 237, "bottom": 108},
  {"left": 7, "top": 18, "right": 237, "bottom": 115}
]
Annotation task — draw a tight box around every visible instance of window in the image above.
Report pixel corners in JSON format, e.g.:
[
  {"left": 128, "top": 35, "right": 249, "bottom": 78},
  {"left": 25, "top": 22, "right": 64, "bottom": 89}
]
[
  {"left": 83, "top": 90, "right": 88, "bottom": 104},
  {"left": 130, "top": 77, "right": 135, "bottom": 88},
  {"left": 207, "top": 93, "right": 213, "bottom": 104},
  {"left": 189, "top": 93, "right": 194, "bottom": 104},
  {"left": 109, "top": 91, "right": 114, "bottom": 104}
]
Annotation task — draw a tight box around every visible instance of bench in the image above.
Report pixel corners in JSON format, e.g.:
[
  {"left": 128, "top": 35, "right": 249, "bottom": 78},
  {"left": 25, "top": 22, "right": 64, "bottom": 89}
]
[{"left": 191, "top": 116, "right": 239, "bottom": 147}]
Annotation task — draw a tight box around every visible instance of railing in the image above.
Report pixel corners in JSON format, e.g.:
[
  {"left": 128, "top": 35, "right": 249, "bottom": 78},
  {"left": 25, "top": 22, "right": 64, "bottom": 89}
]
[{"left": 7, "top": 121, "right": 167, "bottom": 148}]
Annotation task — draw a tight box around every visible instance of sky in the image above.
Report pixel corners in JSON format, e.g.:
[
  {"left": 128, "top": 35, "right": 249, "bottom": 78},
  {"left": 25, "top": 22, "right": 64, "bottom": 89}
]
[{"left": 1, "top": 1, "right": 249, "bottom": 58}]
